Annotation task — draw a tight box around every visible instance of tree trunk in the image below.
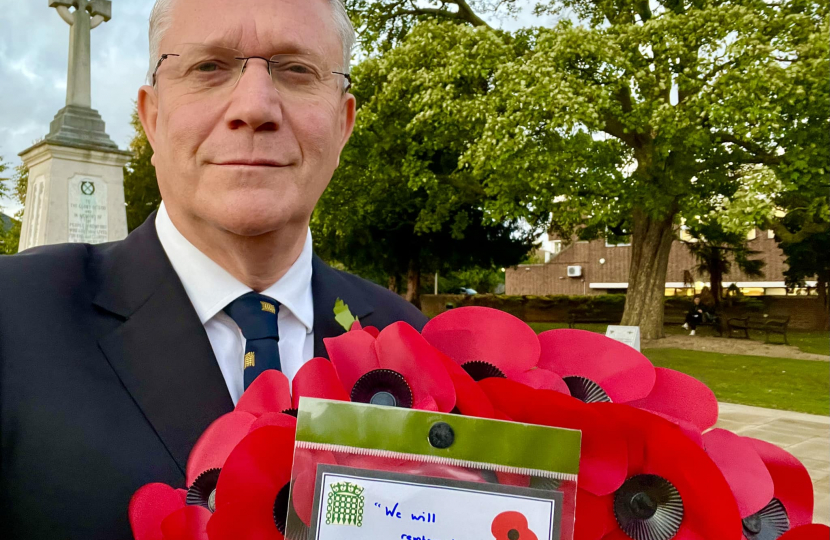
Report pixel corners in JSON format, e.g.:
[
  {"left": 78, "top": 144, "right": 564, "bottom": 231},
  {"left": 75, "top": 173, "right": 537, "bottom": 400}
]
[
  {"left": 620, "top": 209, "right": 677, "bottom": 340},
  {"left": 405, "top": 257, "right": 421, "bottom": 308},
  {"left": 709, "top": 254, "right": 723, "bottom": 309},
  {"left": 388, "top": 275, "right": 398, "bottom": 293},
  {"left": 818, "top": 278, "right": 829, "bottom": 330}
]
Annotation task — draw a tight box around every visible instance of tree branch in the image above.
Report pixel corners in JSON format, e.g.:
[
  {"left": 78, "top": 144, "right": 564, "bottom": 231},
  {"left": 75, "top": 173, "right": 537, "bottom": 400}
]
[
  {"left": 383, "top": 0, "right": 492, "bottom": 29},
  {"left": 712, "top": 131, "right": 780, "bottom": 164},
  {"left": 453, "top": 0, "right": 491, "bottom": 28},
  {"left": 770, "top": 220, "right": 830, "bottom": 244}
]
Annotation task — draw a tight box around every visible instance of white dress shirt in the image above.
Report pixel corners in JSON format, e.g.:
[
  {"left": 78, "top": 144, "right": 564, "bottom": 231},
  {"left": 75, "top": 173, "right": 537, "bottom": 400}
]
[{"left": 155, "top": 203, "right": 314, "bottom": 405}]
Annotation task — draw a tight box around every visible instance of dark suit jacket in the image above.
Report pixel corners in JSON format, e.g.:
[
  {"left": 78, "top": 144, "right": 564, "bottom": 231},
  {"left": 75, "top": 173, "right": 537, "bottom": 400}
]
[{"left": 0, "top": 214, "right": 426, "bottom": 539}]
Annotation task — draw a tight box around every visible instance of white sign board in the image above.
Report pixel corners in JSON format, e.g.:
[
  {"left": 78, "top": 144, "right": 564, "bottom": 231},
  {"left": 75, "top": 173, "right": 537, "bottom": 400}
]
[
  {"left": 68, "top": 175, "right": 108, "bottom": 244},
  {"left": 605, "top": 325, "right": 641, "bottom": 352},
  {"left": 310, "top": 467, "right": 561, "bottom": 540}
]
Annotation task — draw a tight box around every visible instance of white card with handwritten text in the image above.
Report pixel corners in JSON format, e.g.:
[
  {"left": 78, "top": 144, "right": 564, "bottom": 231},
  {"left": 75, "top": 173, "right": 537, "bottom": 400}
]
[{"left": 309, "top": 466, "right": 561, "bottom": 540}]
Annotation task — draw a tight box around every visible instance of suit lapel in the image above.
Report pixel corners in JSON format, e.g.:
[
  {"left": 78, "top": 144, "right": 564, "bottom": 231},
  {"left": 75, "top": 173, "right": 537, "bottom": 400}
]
[
  {"left": 93, "top": 215, "right": 234, "bottom": 473},
  {"left": 311, "top": 255, "right": 374, "bottom": 358}
]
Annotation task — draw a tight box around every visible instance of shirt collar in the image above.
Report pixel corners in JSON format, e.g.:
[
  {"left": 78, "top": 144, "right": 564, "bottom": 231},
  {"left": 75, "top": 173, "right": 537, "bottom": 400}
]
[{"left": 155, "top": 202, "right": 314, "bottom": 333}]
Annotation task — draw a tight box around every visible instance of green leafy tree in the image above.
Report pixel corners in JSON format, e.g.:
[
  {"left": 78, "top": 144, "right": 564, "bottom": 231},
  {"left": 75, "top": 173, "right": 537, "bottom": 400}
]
[
  {"left": 312, "top": 22, "right": 535, "bottom": 307},
  {"left": 123, "top": 107, "right": 161, "bottom": 232},
  {"left": 781, "top": 229, "right": 829, "bottom": 326},
  {"left": 345, "top": 0, "right": 829, "bottom": 338},
  {"left": 685, "top": 224, "right": 765, "bottom": 309},
  {"left": 0, "top": 160, "right": 27, "bottom": 255},
  {"left": 774, "top": 186, "right": 830, "bottom": 326}
]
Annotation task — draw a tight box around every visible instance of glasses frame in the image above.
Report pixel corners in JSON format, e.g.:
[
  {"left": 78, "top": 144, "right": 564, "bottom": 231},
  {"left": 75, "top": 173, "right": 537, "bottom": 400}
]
[{"left": 151, "top": 51, "right": 352, "bottom": 92}]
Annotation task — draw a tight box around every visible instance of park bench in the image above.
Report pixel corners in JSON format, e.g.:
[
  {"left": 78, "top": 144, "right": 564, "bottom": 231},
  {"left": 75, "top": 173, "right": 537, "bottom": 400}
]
[
  {"left": 727, "top": 315, "right": 791, "bottom": 345},
  {"left": 664, "top": 307, "right": 723, "bottom": 336}
]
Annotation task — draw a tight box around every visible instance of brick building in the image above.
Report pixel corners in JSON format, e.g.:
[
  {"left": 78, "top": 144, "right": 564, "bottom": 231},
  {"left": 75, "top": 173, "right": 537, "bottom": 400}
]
[{"left": 506, "top": 229, "right": 813, "bottom": 296}]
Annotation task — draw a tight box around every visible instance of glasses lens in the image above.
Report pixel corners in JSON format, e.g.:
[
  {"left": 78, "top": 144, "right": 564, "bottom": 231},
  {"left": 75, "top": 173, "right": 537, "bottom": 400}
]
[
  {"left": 168, "top": 44, "right": 245, "bottom": 90},
  {"left": 270, "top": 54, "right": 340, "bottom": 97}
]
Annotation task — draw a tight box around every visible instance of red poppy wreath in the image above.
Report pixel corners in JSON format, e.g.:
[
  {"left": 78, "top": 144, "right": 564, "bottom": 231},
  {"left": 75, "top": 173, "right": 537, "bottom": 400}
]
[{"left": 129, "top": 306, "right": 820, "bottom": 540}]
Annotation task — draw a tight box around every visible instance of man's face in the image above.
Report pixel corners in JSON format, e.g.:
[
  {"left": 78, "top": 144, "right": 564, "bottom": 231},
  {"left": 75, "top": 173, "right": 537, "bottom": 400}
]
[
  {"left": 138, "top": 0, "right": 355, "bottom": 237},
  {"left": 694, "top": 297, "right": 701, "bottom": 305}
]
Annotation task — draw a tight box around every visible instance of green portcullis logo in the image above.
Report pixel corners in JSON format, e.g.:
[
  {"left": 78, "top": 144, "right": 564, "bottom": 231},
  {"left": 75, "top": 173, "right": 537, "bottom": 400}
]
[{"left": 325, "top": 481, "right": 365, "bottom": 526}]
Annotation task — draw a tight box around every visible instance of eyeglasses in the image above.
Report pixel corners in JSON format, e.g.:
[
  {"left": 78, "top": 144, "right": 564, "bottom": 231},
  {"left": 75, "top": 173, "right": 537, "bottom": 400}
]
[{"left": 151, "top": 43, "right": 351, "bottom": 98}]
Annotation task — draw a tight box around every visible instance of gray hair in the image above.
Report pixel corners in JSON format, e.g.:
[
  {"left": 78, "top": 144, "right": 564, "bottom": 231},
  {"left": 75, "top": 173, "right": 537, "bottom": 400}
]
[{"left": 146, "top": 0, "right": 355, "bottom": 84}]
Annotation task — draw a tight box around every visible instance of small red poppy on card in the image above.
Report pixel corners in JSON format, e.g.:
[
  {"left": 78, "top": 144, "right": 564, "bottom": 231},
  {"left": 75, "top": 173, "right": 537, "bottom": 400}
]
[{"left": 492, "top": 511, "right": 539, "bottom": 540}]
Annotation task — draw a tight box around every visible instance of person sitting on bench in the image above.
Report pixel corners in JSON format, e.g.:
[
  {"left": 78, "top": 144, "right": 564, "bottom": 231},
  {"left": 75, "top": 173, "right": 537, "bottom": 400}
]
[{"left": 682, "top": 296, "right": 709, "bottom": 335}]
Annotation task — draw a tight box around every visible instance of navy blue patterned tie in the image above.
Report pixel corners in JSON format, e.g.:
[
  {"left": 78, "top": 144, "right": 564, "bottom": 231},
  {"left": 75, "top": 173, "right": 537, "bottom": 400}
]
[{"left": 224, "top": 292, "right": 282, "bottom": 389}]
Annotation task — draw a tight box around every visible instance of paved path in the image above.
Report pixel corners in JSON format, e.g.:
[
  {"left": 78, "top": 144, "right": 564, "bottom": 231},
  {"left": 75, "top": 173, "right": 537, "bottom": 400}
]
[
  {"left": 643, "top": 334, "right": 828, "bottom": 361},
  {"left": 715, "top": 402, "right": 830, "bottom": 525}
]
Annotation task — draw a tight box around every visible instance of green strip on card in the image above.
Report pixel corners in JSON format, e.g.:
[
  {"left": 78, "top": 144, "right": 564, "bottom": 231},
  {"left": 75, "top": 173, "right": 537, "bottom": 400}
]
[{"left": 296, "top": 398, "right": 581, "bottom": 475}]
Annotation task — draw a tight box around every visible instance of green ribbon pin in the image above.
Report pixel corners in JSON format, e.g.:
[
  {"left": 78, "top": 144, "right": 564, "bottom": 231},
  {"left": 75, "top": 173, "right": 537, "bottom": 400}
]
[{"left": 333, "top": 298, "right": 358, "bottom": 332}]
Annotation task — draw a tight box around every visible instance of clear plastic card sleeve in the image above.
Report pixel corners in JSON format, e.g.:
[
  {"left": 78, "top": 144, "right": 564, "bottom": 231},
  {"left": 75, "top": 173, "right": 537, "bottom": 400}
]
[{"left": 285, "top": 398, "right": 581, "bottom": 540}]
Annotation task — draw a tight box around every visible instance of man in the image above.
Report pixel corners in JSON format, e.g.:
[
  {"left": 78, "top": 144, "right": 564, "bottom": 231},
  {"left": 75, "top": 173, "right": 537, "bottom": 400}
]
[
  {"left": 0, "top": 1, "right": 425, "bottom": 538},
  {"left": 682, "top": 296, "right": 709, "bottom": 336}
]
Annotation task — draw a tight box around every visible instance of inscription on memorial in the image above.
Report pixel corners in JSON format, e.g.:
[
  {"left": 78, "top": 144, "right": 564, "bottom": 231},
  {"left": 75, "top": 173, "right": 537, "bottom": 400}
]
[{"left": 68, "top": 175, "right": 108, "bottom": 243}]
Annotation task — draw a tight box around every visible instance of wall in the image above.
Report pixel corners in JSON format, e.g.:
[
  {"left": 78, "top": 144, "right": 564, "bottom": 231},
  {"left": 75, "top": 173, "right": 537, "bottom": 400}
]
[{"left": 421, "top": 294, "right": 827, "bottom": 330}]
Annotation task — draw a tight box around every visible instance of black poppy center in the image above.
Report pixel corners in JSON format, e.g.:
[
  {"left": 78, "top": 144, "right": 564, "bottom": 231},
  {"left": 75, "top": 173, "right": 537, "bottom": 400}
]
[
  {"left": 370, "top": 391, "right": 396, "bottom": 406},
  {"left": 742, "top": 498, "right": 790, "bottom": 540},
  {"left": 629, "top": 491, "right": 658, "bottom": 519},
  {"left": 186, "top": 468, "right": 221, "bottom": 512},
  {"left": 613, "top": 474, "right": 683, "bottom": 540},
  {"left": 461, "top": 360, "right": 506, "bottom": 381},
  {"left": 273, "top": 482, "right": 291, "bottom": 534},
  {"left": 507, "top": 529, "right": 520, "bottom": 540},
  {"left": 351, "top": 369, "right": 413, "bottom": 408},
  {"left": 743, "top": 515, "right": 763, "bottom": 535},
  {"left": 563, "top": 376, "right": 612, "bottom": 403},
  {"left": 281, "top": 408, "right": 299, "bottom": 418}
]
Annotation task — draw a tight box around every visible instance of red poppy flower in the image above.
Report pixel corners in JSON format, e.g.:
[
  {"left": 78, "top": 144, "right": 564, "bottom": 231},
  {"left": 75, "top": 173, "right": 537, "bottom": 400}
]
[
  {"left": 290, "top": 357, "right": 351, "bottom": 405},
  {"left": 574, "top": 489, "right": 615, "bottom": 540},
  {"left": 537, "top": 329, "right": 655, "bottom": 403},
  {"left": 778, "top": 525, "right": 830, "bottom": 540},
  {"left": 129, "top": 483, "right": 210, "bottom": 540},
  {"left": 422, "top": 307, "right": 569, "bottom": 393},
  {"left": 208, "top": 425, "right": 296, "bottom": 540},
  {"left": 325, "top": 321, "right": 456, "bottom": 411},
  {"left": 738, "top": 437, "right": 815, "bottom": 538},
  {"left": 478, "top": 377, "right": 628, "bottom": 497},
  {"left": 587, "top": 403, "right": 742, "bottom": 540},
  {"left": 702, "top": 429, "right": 775, "bottom": 519},
  {"left": 492, "top": 511, "right": 539, "bottom": 540},
  {"left": 185, "top": 370, "right": 298, "bottom": 511},
  {"left": 628, "top": 367, "right": 718, "bottom": 434}
]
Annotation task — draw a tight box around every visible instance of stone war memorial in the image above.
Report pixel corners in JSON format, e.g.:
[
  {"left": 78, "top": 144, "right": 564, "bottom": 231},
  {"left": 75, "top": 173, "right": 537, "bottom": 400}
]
[{"left": 17, "top": 0, "right": 129, "bottom": 252}]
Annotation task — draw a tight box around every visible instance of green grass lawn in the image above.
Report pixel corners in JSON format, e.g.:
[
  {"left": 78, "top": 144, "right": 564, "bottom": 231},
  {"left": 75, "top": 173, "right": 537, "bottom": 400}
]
[
  {"left": 643, "top": 348, "right": 830, "bottom": 416},
  {"left": 527, "top": 322, "right": 829, "bottom": 356},
  {"left": 526, "top": 322, "right": 829, "bottom": 415}
]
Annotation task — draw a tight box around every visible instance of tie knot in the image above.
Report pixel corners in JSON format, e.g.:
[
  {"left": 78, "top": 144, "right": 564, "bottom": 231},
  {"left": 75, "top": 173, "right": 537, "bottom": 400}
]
[{"left": 224, "top": 292, "right": 280, "bottom": 340}]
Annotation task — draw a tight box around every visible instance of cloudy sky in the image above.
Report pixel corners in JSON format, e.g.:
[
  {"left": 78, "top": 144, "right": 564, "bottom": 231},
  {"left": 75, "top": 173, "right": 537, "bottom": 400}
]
[{"left": 0, "top": 1, "right": 544, "bottom": 214}]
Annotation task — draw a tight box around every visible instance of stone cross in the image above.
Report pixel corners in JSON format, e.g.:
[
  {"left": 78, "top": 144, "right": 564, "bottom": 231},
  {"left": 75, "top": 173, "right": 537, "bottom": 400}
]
[{"left": 49, "top": 1, "right": 112, "bottom": 108}]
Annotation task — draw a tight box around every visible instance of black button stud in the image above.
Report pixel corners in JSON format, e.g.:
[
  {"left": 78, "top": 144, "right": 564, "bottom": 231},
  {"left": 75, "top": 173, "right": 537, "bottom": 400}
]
[
  {"left": 508, "top": 530, "right": 520, "bottom": 540},
  {"left": 428, "top": 422, "right": 454, "bottom": 449}
]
